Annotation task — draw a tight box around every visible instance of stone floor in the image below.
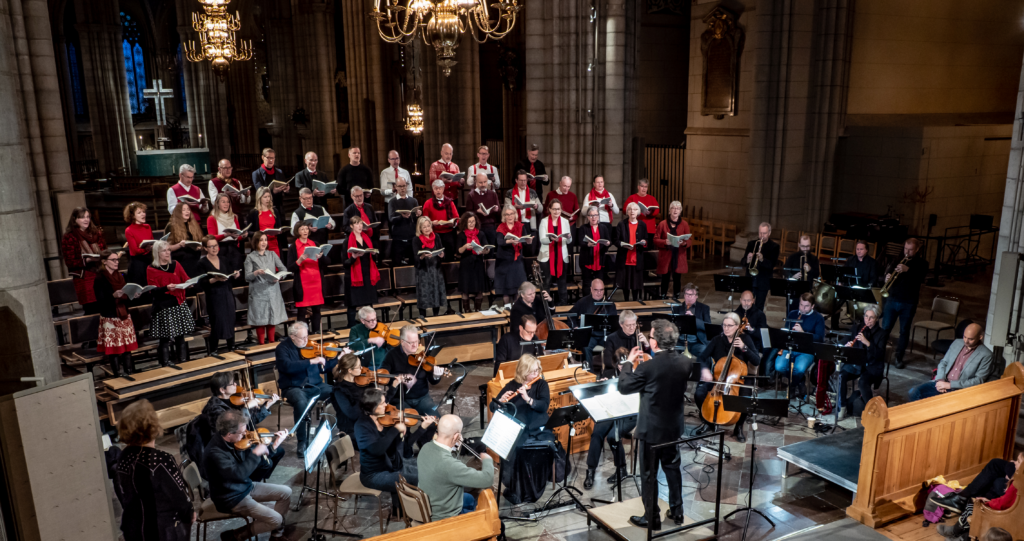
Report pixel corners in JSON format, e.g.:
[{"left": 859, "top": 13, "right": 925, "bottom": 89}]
[{"left": 129, "top": 254, "right": 1003, "bottom": 540}]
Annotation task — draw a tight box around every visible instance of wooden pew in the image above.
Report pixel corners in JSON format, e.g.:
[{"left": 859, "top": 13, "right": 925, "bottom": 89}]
[
  {"left": 969, "top": 460, "right": 1024, "bottom": 539},
  {"left": 365, "top": 489, "right": 501, "bottom": 541},
  {"left": 847, "top": 362, "right": 1024, "bottom": 527}
]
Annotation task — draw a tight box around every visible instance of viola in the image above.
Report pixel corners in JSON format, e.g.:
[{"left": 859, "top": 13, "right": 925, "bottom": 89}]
[
  {"left": 499, "top": 374, "right": 543, "bottom": 403},
  {"left": 229, "top": 387, "right": 272, "bottom": 407},
  {"left": 376, "top": 404, "right": 422, "bottom": 427},
  {"left": 700, "top": 316, "right": 750, "bottom": 426},
  {"left": 353, "top": 367, "right": 398, "bottom": 387},
  {"left": 369, "top": 322, "right": 402, "bottom": 348}
]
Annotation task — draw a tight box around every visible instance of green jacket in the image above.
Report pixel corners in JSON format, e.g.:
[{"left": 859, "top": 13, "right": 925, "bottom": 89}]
[
  {"left": 415, "top": 440, "right": 495, "bottom": 520},
  {"left": 349, "top": 323, "right": 389, "bottom": 369}
]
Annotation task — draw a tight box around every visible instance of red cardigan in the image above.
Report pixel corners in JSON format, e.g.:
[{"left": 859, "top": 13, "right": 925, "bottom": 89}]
[{"left": 653, "top": 219, "right": 691, "bottom": 275}]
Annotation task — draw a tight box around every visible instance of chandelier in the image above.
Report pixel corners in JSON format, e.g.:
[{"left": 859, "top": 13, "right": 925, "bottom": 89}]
[
  {"left": 184, "top": 0, "right": 253, "bottom": 73},
  {"left": 405, "top": 102, "right": 424, "bottom": 135},
  {"left": 371, "top": 0, "right": 521, "bottom": 77}
]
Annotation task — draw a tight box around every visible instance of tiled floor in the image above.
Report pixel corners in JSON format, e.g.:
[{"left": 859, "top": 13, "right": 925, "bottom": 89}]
[{"left": 127, "top": 255, "right": 1003, "bottom": 540}]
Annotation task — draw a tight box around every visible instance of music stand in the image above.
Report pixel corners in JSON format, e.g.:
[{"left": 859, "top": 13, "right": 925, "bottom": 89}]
[
  {"left": 545, "top": 328, "right": 573, "bottom": 351},
  {"left": 813, "top": 343, "right": 866, "bottom": 434},
  {"left": 721, "top": 393, "right": 788, "bottom": 541},
  {"left": 586, "top": 313, "right": 618, "bottom": 342},
  {"left": 835, "top": 285, "right": 879, "bottom": 313},
  {"left": 483, "top": 408, "right": 528, "bottom": 518},
  {"left": 439, "top": 359, "right": 466, "bottom": 415},
  {"left": 768, "top": 327, "right": 815, "bottom": 416},
  {"left": 570, "top": 379, "right": 641, "bottom": 504},
  {"left": 304, "top": 418, "right": 360, "bottom": 540},
  {"left": 835, "top": 266, "right": 858, "bottom": 287},
  {"left": 518, "top": 339, "right": 546, "bottom": 358},
  {"left": 713, "top": 273, "right": 753, "bottom": 313},
  {"left": 770, "top": 278, "right": 812, "bottom": 314},
  {"left": 542, "top": 404, "right": 591, "bottom": 513}
]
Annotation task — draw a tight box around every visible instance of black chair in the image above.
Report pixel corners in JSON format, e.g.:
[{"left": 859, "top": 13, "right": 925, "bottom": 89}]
[{"left": 929, "top": 319, "right": 973, "bottom": 359}]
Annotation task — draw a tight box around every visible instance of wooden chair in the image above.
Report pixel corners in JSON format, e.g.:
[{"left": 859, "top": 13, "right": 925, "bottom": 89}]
[
  {"left": 968, "top": 464, "right": 1024, "bottom": 540},
  {"left": 688, "top": 225, "right": 707, "bottom": 260},
  {"left": 818, "top": 234, "right": 839, "bottom": 261},
  {"left": 910, "top": 296, "right": 960, "bottom": 353},
  {"left": 325, "top": 435, "right": 389, "bottom": 535},
  {"left": 182, "top": 462, "right": 255, "bottom": 541},
  {"left": 837, "top": 238, "right": 857, "bottom": 258},
  {"left": 395, "top": 474, "right": 432, "bottom": 527}
]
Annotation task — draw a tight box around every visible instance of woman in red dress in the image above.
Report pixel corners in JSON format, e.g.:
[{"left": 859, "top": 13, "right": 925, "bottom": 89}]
[
  {"left": 123, "top": 202, "right": 153, "bottom": 288},
  {"left": 247, "top": 187, "right": 285, "bottom": 258},
  {"left": 93, "top": 249, "right": 139, "bottom": 377},
  {"left": 654, "top": 201, "right": 691, "bottom": 300},
  {"left": 61, "top": 206, "right": 107, "bottom": 314},
  {"left": 287, "top": 220, "right": 328, "bottom": 333}
]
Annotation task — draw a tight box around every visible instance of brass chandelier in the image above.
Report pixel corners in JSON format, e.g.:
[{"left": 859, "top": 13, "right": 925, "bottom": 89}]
[
  {"left": 371, "top": 0, "right": 521, "bottom": 77},
  {"left": 184, "top": 0, "right": 253, "bottom": 73}
]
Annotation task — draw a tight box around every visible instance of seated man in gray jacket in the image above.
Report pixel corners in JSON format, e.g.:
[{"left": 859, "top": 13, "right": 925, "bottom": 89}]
[
  {"left": 416, "top": 414, "right": 495, "bottom": 520},
  {"left": 908, "top": 323, "right": 992, "bottom": 401}
]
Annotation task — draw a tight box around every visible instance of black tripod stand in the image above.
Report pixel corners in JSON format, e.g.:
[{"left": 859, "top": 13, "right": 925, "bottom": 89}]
[
  {"left": 721, "top": 391, "right": 788, "bottom": 541},
  {"left": 305, "top": 419, "right": 360, "bottom": 540},
  {"left": 541, "top": 404, "right": 591, "bottom": 514}
]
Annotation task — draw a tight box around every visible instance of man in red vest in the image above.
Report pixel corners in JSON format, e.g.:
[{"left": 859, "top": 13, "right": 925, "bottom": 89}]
[{"left": 167, "top": 164, "right": 210, "bottom": 215}]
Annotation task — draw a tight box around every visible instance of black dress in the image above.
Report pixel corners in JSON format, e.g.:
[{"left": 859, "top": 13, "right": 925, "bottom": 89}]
[
  {"left": 509, "top": 297, "right": 546, "bottom": 334},
  {"left": 494, "top": 224, "right": 530, "bottom": 295},
  {"left": 112, "top": 446, "right": 194, "bottom": 541},
  {"left": 171, "top": 229, "right": 202, "bottom": 279},
  {"left": 457, "top": 230, "right": 488, "bottom": 294},
  {"left": 614, "top": 219, "right": 648, "bottom": 290},
  {"left": 412, "top": 236, "right": 446, "bottom": 311},
  {"left": 199, "top": 257, "right": 237, "bottom": 341},
  {"left": 344, "top": 235, "right": 379, "bottom": 308}
]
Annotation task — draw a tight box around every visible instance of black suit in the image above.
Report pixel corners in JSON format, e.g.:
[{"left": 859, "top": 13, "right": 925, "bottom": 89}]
[
  {"left": 743, "top": 238, "right": 780, "bottom": 311},
  {"left": 618, "top": 349, "right": 692, "bottom": 528},
  {"left": 294, "top": 169, "right": 332, "bottom": 207}
]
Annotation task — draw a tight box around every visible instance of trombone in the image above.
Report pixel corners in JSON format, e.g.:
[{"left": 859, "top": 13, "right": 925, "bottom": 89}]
[
  {"left": 880, "top": 256, "right": 909, "bottom": 298},
  {"left": 748, "top": 239, "right": 763, "bottom": 276}
]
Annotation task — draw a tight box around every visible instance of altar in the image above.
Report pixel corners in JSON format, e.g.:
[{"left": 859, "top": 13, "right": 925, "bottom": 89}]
[{"left": 137, "top": 148, "right": 211, "bottom": 177}]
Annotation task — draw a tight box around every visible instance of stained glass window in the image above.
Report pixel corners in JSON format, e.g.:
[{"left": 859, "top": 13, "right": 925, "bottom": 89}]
[
  {"left": 121, "top": 12, "right": 147, "bottom": 114},
  {"left": 67, "top": 42, "right": 84, "bottom": 116}
]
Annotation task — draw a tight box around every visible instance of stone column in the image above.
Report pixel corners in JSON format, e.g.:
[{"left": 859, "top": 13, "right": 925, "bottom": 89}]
[
  {"left": 422, "top": 35, "right": 481, "bottom": 175},
  {"left": 291, "top": 0, "right": 340, "bottom": 162},
  {"left": 342, "top": 0, "right": 390, "bottom": 172},
  {"left": 0, "top": 0, "right": 62, "bottom": 395},
  {"left": 74, "top": 0, "right": 135, "bottom": 174},
  {"left": 261, "top": 2, "right": 301, "bottom": 167}
]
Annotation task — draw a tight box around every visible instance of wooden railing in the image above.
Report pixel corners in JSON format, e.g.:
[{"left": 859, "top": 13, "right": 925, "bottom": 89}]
[{"left": 367, "top": 490, "right": 501, "bottom": 540}]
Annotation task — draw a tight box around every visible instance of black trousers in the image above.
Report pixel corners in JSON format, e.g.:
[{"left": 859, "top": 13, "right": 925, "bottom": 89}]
[
  {"left": 301, "top": 305, "right": 322, "bottom": 333},
  {"left": 438, "top": 231, "right": 457, "bottom": 262},
  {"left": 541, "top": 263, "right": 568, "bottom": 306},
  {"left": 962, "top": 458, "right": 1015, "bottom": 499},
  {"left": 754, "top": 286, "right": 769, "bottom": 312},
  {"left": 586, "top": 417, "right": 638, "bottom": 470},
  {"left": 638, "top": 439, "right": 682, "bottom": 527},
  {"left": 661, "top": 273, "right": 682, "bottom": 298},
  {"left": 581, "top": 266, "right": 606, "bottom": 290}
]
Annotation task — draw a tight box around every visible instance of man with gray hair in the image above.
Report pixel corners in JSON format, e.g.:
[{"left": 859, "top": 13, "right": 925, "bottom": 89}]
[
  {"left": 274, "top": 321, "right": 335, "bottom": 456},
  {"left": 382, "top": 325, "right": 445, "bottom": 416},
  {"left": 295, "top": 151, "right": 334, "bottom": 207},
  {"left": 167, "top": 163, "right": 210, "bottom": 215},
  {"left": 743, "top": 221, "right": 780, "bottom": 311},
  {"left": 291, "top": 187, "right": 335, "bottom": 247},
  {"left": 618, "top": 318, "right": 690, "bottom": 529},
  {"left": 838, "top": 305, "right": 887, "bottom": 415},
  {"left": 429, "top": 143, "right": 462, "bottom": 202},
  {"left": 416, "top": 414, "right": 495, "bottom": 520}
]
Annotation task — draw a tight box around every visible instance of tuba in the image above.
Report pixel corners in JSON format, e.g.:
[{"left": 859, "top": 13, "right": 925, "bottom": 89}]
[{"left": 748, "top": 239, "right": 763, "bottom": 276}]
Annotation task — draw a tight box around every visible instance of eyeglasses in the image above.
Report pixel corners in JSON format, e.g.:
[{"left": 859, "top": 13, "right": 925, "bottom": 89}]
[{"left": 106, "top": 257, "right": 119, "bottom": 262}]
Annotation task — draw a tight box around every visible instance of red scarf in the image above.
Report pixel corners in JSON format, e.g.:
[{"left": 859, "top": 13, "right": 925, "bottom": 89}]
[
  {"left": 516, "top": 186, "right": 532, "bottom": 221},
  {"left": 587, "top": 224, "right": 602, "bottom": 271},
  {"left": 432, "top": 197, "right": 455, "bottom": 220},
  {"left": 497, "top": 221, "right": 523, "bottom": 260},
  {"left": 261, "top": 164, "right": 275, "bottom": 176},
  {"left": 419, "top": 232, "right": 436, "bottom": 250},
  {"left": 99, "top": 268, "right": 129, "bottom": 319},
  {"left": 590, "top": 187, "right": 613, "bottom": 215},
  {"left": 626, "top": 221, "right": 638, "bottom": 266},
  {"left": 357, "top": 204, "right": 372, "bottom": 231},
  {"left": 348, "top": 232, "right": 380, "bottom": 287},
  {"left": 465, "top": 228, "right": 481, "bottom": 247},
  {"left": 547, "top": 217, "right": 563, "bottom": 277}
]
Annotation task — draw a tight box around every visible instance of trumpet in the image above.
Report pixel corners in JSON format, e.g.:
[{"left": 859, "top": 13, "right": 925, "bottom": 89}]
[
  {"left": 799, "top": 253, "right": 808, "bottom": 281},
  {"left": 880, "top": 256, "right": 909, "bottom": 298},
  {"left": 748, "top": 239, "right": 763, "bottom": 276}
]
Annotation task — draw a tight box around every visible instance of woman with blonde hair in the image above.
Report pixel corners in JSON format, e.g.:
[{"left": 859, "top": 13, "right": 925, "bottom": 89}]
[
  {"left": 489, "top": 353, "right": 550, "bottom": 435},
  {"left": 615, "top": 202, "right": 649, "bottom": 302},
  {"left": 653, "top": 200, "right": 690, "bottom": 299},
  {"left": 147, "top": 240, "right": 194, "bottom": 368},
  {"left": 166, "top": 202, "right": 204, "bottom": 277},
  {"left": 246, "top": 187, "right": 286, "bottom": 258},
  {"left": 112, "top": 399, "right": 194, "bottom": 541},
  {"left": 413, "top": 216, "right": 446, "bottom": 317},
  {"left": 207, "top": 192, "right": 248, "bottom": 271}
]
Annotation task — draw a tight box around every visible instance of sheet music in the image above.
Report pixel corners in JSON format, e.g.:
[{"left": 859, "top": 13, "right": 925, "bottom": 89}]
[
  {"left": 579, "top": 389, "right": 640, "bottom": 422},
  {"left": 480, "top": 310, "right": 500, "bottom": 316},
  {"left": 760, "top": 328, "right": 771, "bottom": 347},
  {"left": 482, "top": 409, "right": 525, "bottom": 460}
]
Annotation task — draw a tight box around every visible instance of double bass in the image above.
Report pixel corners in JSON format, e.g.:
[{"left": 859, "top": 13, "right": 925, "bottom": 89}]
[
  {"left": 700, "top": 316, "right": 750, "bottom": 426},
  {"left": 530, "top": 261, "right": 569, "bottom": 340}
]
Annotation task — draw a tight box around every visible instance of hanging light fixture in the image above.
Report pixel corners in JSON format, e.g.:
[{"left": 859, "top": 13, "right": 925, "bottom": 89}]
[
  {"left": 405, "top": 102, "right": 424, "bottom": 135},
  {"left": 184, "top": 0, "right": 253, "bottom": 73},
  {"left": 371, "top": 0, "right": 521, "bottom": 77}
]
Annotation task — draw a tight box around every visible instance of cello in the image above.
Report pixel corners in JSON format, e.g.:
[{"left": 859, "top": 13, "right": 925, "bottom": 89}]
[
  {"left": 530, "top": 261, "right": 569, "bottom": 340},
  {"left": 700, "top": 316, "right": 750, "bottom": 427}
]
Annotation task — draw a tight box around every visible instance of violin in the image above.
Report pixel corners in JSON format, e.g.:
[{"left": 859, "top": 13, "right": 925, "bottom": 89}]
[
  {"left": 299, "top": 338, "right": 346, "bottom": 360},
  {"left": 353, "top": 367, "right": 398, "bottom": 387},
  {"left": 369, "top": 322, "right": 402, "bottom": 348},
  {"left": 499, "top": 374, "right": 543, "bottom": 403},
  {"left": 376, "top": 404, "right": 422, "bottom": 427},
  {"left": 631, "top": 331, "right": 654, "bottom": 370},
  {"left": 700, "top": 316, "right": 750, "bottom": 426},
  {"left": 229, "top": 387, "right": 272, "bottom": 407},
  {"left": 407, "top": 347, "right": 438, "bottom": 372},
  {"left": 233, "top": 427, "right": 274, "bottom": 450}
]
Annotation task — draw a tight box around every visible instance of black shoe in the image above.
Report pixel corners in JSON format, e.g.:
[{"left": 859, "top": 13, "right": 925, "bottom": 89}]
[
  {"left": 584, "top": 469, "right": 595, "bottom": 489},
  {"left": 894, "top": 359, "right": 906, "bottom": 369},
  {"left": 607, "top": 468, "right": 627, "bottom": 485},
  {"left": 629, "top": 515, "right": 660, "bottom": 530},
  {"left": 666, "top": 511, "right": 685, "bottom": 525},
  {"left": 733, "top": 423, "right": 746, "bottom": 443},
  {"left": 157, "top": 343, "right": 171, "bottom": 367},
  {"left": 936, "top": 523, "right": 966, "bottom": 538},
  {"left": 219, "top": 531, "right": 236, "bottom": 541},
  {"left": 931, "top": 492, "right": 968, "bottom": 514},
  {"left": 693, "top": 423, "right": 711, "bottom": 436}
]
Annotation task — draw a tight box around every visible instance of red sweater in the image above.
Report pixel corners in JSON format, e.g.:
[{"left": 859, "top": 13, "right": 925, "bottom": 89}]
[
  {"left": 625, "top": 193, "right": 661, "bottom": 233},
  {"left": 422, "top": 197, "right": 459, "bottom": 233},
  {"left": 544, "top": 190, "right": 581, "bottom": 222},
  {"left": 125, "top": 223, "right": 153, "bottom": 256}
]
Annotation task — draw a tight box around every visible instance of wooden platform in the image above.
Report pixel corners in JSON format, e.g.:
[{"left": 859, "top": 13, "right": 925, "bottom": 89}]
[
  {"left": 586, "top": 497, "right": 717, "bottom": 541},
  {"left": 874, "top": 513, "right": 945, "bottom": 541}
]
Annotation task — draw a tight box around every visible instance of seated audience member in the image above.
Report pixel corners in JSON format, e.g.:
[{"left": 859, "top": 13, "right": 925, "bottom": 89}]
[
  {"left": 908, "top": 323, "right": 991, "bottom": 401},
  {"left": 416, "top": 414, "right": 496, "bottom": 519},
  {"left": 203, "top": 409, "right": 291, "bottom": 541},
  {"left": 931, "top": 453, "right": 1022, "bottom": 539}
]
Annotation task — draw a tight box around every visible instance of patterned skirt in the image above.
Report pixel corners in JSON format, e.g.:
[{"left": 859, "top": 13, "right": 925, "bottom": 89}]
[
  {"left": 97, "top": 316, "right": 138, "bottom": 355},
  {"left": 150, "top": 303, "right": 196, "bottom": 339}
]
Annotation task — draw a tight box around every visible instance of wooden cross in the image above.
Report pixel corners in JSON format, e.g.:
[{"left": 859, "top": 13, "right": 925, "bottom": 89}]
[{"left": 142, "top": 80, "right": 174, "bottom": 126}]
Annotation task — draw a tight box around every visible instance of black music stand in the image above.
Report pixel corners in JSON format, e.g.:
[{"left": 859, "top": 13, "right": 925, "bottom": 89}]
[
  {"left": 813, "top": 343, "right": 866, "bottom": 434},
  {"left": 439, "top": 359, "right": 465, "bottom": 415},
  {"left": 713, "top": 273, "right": 753, "bottom": 313},
  {"left": 570, "top": 379, "right": 640, "bottom": 504},
  {"left": 518, "top": 339, "right": 546, "bottom": 358},
  {"left": 770, "top": 278, "right": 812, "bottom": 315},
  {"left": 768, "top": 327, "right": 815, "bottom": 417},
  {"left": 721, "top": 393, "right": 787, "bottom": 541},
  {"left": 305, "top": 418, "right": 360, "bottom": 540},
  {"left": 543, "top": 404, "right": 591, "bottom": 513},
  {"left": 586, "top": 312, "right": 618, "bottom": 342},
  {"left": 835, "top": 266, "right": 858, "bottom": 287},
  {"left": 545, "top": 328, "right": 573, "bottom": 351}
]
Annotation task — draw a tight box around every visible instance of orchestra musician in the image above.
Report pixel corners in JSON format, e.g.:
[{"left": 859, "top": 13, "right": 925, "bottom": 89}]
[
  {"left": 615, "top": 202, "right": 649, "bottom": 302},
  {"left": 838, "top": 306, "right": 886, "bottom": 414},
  {"left": 336, "top": 147, "right": 375, "bottom": 195},
  {"left": 494, "top": 315, "right": 543, "bottom": 377},
  {"left": 166, "top": 164, "right": 210, "bottom": 216},
  {"left": 734, "top": 290, "right": 769, "bottom": 368},
  {"left": 275, "top": 321, "right": 336, "bottom": 457},
  {"left": 576, "top": 206, "right": 613, "bottom": 287},
  {"left": 331, "top": 353, "right": 405, "bottom": 441},
  {"left": 422, "top": 179, "right": 460, "bottom": 262},
  {"left": 199, "top": 235, "right": 241, "bottom": 354},
  {"left": 467, "top": 173, "right": 501, "bottom": 245},
  {"left": 583, "top": 175, "right": 620, "bottom": 224},
  {"left": 244, "top": 231, "right": 289, "bottom": 345},
  {"left": 203, "top": 409, "right": 291, "bottom": 541},
  {"left": 199, "top": 371, "right": 282, "bottom": 481},
  {"left": 294, "top": 151, "right": 334, "bottom": 207},
  {"left": 147, "top": 240, "right": 194, "bottom": 369},
  {"left": 417, "top": 415, "right": 496, "bottom": 519},
  {"left": 343, "top": 217, "right": 380, "bottom": 329},
  {"left": 457, "top": 212, "right": 490, "bottom": 313},
  {"left": 467, "top": 145, "right": 501, "bottom": 190},
  {"left": 347, "top": 306, "right": 390, "bottom": 370},
  {"left": 784, "top": 234, "right": 820, "bottom": 312},
  {"left": 413, "top": 217, "right": 447, "bottom": 318},
  {"left": 354, "top": 387, "right": 437, "bottom": 503},
  {"left": 671, "top": 283, "right": 711, "bottom": 358},
  {"left": 844, "top": 240, "right": 878, "bottom": 287},
  {"left": 61, "top": 206, "right": 106, "bottom": 314},
  {"left": 618, "top": 319, "right": 690, "bottom": 530},
  {"left": 773, "top": 292, "right": 825, "bottom": 399},
  {"left": 538, "top": 199, "right": 572, "bottom": 306},
  {"left": 386, "top": 176, "right": 420, "bottom": 266},
  {"left": 693, "top": 313, "right": 760, "bottom": 442},
  {"left": 286, "top": 220, "right": 329, "bottom": 333},
  {"left": 743, "top": 222, "right": 780, "bottom": 312},
  {"left": 342, "top": 186, "right": 380, "bottom": 248},
  {"left": 379, "top": 150, "right": 412, "bottom": 203},
  {"left": 495, "top": 205, "right": 531, "bottom": 305},
  {"left": 881, "top": 238, "right": 928, "bottom": 369},
  {"left": 381, "top": 325, "right": 446, "bottom": 417},
  {"left": 246, "top": 187, "right": 286, "bottom": 259},
  {"left": 166, "top": 202, "right": 204, "bottom": 278},
  {"left": 208, "top": 159, "right": 251, "bottom": 217},
  {"left": 429, "top": 143, "right": 462, "bottom": 203},
  {"left": 251, "top": 148, "right": 290, "bottom": 211},
  {"left": 207, "top": 193, "right": 248, "bottom": 273},
  {"left": 624, "top": 178, "right": 660, "bottom": 234},
  {"left": 601, "top": 311, "right": 641, "bottom": 377},
  {"left": 489, "top": 354, "right": 551, "bottom": 437},
  {"left": 94, "top": 249, "right": 138, "bottom": 377},
  {"left": 290, "top": 188, "right": 335, "bottom": 248},
  {"left": 123, "top": 202, "right": 153, "bottom": 288},
  {"left": 570, "top": 278, "right": 618, "bottom": 368},
  {"left": 654, "top": 201, "right": 690, "bottom": 300},
  {"left": 510, "top": 281, "right": 551, "bottom": 335}
]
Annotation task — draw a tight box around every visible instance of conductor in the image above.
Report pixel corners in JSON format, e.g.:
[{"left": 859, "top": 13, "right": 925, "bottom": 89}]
[{"left": 618, "top": 319, "right": 691, "bottom": 530}]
